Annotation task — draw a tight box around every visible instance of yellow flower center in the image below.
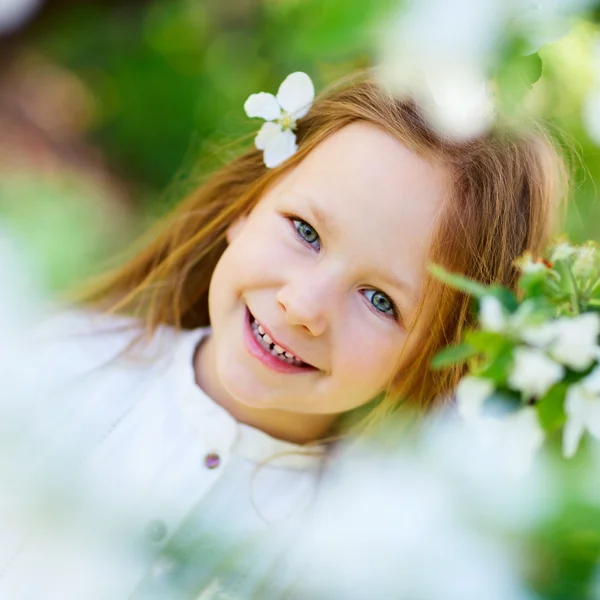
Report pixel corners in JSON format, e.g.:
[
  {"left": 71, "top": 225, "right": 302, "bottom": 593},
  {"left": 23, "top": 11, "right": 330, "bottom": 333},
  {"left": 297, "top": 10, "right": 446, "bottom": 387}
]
[{"left": 279, "top": 113, "right": 296, "bottom": 130}]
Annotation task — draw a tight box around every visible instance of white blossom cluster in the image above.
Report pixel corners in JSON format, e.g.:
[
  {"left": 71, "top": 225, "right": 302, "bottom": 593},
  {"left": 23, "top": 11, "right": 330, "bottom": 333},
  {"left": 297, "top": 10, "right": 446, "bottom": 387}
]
[{"left": 456, "top": 240, "right": 600, "bottom": 475}]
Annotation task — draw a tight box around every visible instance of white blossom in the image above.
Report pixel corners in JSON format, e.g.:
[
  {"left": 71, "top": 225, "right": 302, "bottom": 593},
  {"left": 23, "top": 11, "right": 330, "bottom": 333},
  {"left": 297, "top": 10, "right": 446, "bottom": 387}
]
[
  {"left": 456, "top": 385, "right": 546, "bottom": 479},
  {"left": 378, "top": 0, "right": 499, "bottom": 140},
  {"left": 563, "top": 365, "right": 600, "bottom": 458},
  {"left": 514, "top": 252, "right": 548, "bottom": 275},
  {"left": 508, "top": 347, "right": 564, "bottom": 398},
  {"left": 572, "top": 243, "right": 598, "bottom": 279},
  {"left": 244, "top": 72, "right": 314, "bottom": 168},
  {"left": 513, "top": 1, "right": 577, "bottom": 53},
  {"left": 549, "top": 313, "right": 600, "bottom": 371},
  {"left": 582, "top": 87, "right": 600, "bottom": 146},
  {"left": 0, "top": 0, "right": 42, "bottom": 34},
  {"left": 550, "top": 241, "right": 577, "bottom": 263},
  {"left": 583, "top": 34, "right": 600, "bottom": 145},
  {"left": 479, "top": 296, "right": 508, "bottom": 332},
  {"left": 483, "top": 408, "right": 546, "bottom": 479},
  {"left": 455, "top": 376, "right": 495, "bottom": 423},
  {"left": 519, "top": 322, "right": 557, "bottom": 349}
]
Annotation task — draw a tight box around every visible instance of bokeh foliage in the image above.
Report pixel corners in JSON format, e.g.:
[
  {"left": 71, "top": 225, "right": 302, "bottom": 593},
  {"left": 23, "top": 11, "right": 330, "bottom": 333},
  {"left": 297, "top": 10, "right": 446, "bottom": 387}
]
[
  {"left": 3, "top": 0, "right": 600, "bottom": 290},
  {"left": 23, "top": 0, "right": 391, "bottom": 199}
]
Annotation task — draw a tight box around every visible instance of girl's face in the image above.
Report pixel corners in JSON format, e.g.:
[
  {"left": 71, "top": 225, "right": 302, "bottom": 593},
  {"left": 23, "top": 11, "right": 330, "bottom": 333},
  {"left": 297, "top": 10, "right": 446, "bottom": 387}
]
[{"left": 205, "top": 122, "right": 447, "bottom": 415}]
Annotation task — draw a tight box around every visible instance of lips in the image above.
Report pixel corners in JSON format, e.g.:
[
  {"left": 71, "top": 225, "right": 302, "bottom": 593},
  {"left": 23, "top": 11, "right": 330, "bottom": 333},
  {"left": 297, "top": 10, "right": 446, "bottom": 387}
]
[{"left": 246, "top": 307, "right": 316, "bottom": 370}]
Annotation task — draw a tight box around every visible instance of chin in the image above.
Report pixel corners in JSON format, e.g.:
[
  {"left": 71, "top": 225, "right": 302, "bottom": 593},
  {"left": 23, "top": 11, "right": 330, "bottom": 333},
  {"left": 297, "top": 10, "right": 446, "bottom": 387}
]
[{"left": 215, "top": 352, "right": 270, "bottom": 407}]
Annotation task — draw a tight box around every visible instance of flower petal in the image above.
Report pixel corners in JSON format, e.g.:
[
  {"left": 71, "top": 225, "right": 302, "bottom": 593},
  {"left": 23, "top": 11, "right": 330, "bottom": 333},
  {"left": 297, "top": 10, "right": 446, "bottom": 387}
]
[
  {"left": 479, "top": 296, "right": 507, "bottom": 332},
  {"left": 550, "top": 313, "right": 600, "bottom": 371},
  {"left": 499, "top": 408, "right": 545, "bottom": 479},
  {"left": 244, "top": 92, "right": 280, "bottom": 121},
  {"left": 455, "top": 376, "right": 494, "bottom": 424},
  {"left": 585, "top": 399, "right": 600, "bottom": 440},
  {"left": 276, "top": 72, "right": 315, "bottom": 119},
  {"left": 582, "top": 365, "right": 600, "bottom": 396},
  {"left": 550, "top": 242, "right": 577, "bottom": 263},
  {"left": 507, "top": 347, "right": 564, "bottom": 398},
  {"left": 563, "top": 417, "right": 584, "bottom": 458},
  {"left": 519, "top": 323, "right": 556, "bottom": 349},
  {"left": 254, "top": 121, "right": 282, "bottom": 150},
  {"left": 263, "top": 129, "right": 298, "bottom": 169}
]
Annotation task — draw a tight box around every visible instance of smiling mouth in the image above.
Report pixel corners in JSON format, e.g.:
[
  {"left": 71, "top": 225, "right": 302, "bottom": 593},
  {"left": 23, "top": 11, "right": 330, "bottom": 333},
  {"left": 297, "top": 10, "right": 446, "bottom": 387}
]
[{"left": 247, "top": 309, "right": 316, "bottom": 369}]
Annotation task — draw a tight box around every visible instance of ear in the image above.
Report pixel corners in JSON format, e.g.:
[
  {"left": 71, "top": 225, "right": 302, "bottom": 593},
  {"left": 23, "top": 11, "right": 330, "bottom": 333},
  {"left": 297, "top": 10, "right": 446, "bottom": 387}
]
[{"left": 226, "top": 215, "right": 247, "bottom": 244}]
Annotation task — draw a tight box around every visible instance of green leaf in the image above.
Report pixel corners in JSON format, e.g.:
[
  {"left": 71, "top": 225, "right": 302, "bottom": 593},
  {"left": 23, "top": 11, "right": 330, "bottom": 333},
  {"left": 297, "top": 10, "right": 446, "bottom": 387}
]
[
  {"left": 431, "top": 343, "right": 478, "bottom": 369},
  {"left": 537, "top": 383, "right": 568, "bottom": 432},
  {"left": 554, "top": 259, "right": 575, "bottom": 294},
  {"left": 518, "top": 270, "right": 548, "bottom": 298},
  {"left": 428, "top": 264, "right": 490, "bottom": 298},
  {"left": 464, "top": 330, "right": 507, "bottom": 354},
  {"left": 487, "top": 287, "right": 519, "bottom": 312},
  {"left": 478, "top": 344, "right": 514, "bottom": 384}
]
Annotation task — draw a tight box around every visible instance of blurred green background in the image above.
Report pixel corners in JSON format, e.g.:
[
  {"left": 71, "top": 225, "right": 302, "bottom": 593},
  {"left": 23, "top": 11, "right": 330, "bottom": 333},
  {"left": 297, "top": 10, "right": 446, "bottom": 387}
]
[{"left": 0, "top": 0, "right": 599, "bottom": 290}]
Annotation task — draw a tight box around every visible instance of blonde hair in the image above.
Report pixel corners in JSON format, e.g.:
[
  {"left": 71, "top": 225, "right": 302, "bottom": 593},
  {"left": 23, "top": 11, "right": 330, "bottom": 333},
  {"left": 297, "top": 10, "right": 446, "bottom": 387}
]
[{"left": 71, "top": 72, "right": 568, "bottom": 432}]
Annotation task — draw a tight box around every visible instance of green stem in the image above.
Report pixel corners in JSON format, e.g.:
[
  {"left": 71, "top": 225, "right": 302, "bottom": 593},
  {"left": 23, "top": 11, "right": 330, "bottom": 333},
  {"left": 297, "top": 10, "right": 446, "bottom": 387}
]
[
  {"left": 566, "top": 268, "right": 581, "bottom": 315},
  {"left": 555, "top": 260, "right": 581, "bottom": 315}
]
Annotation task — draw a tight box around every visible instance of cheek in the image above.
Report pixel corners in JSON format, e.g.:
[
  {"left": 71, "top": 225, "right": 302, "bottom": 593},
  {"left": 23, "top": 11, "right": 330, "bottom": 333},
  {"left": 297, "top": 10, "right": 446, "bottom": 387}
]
[
  {"left": 229, "top": 221, "right": 298, "bottom": 285},
  {"left": 336, "top": 322, "right": 405, "bottom": 386}
]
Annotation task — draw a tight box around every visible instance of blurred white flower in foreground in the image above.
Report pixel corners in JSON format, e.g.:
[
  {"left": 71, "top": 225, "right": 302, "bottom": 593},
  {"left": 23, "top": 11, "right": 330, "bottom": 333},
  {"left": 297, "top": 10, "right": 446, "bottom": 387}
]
[
  {"left": 508, "top": 346, "right": 564, "bottom": 398},
  {"left": 0, "top": 0, "right": 42, "bottom": 34},
  {"left": 563, "top": 365, "right": 600, "bottom": 458},
  {"left": 548, "top": 313, "right": 600, "bottom": 371},
  {"left": 479, "top": 407, "right": 546, "bottom": 479},
  {"left": 0, "top": 226, "right": 47, "bottom": 404},
  {"left": 457, "top": 376, "right": 545, "bottom": 479},
  {"left": 519, "top": 321, "right": 557, "bottom": 349},
  {"left": 244, "top": 72, "right": 314, "bottom": 168},
  {"left": 285, "top": 422, "right": 543, "bottom": 600},
  {"left": 582, "top": 34, "right": 600, "bottom": 145},
  {"left": 379, "top": 0, "right": 590, "bottom": 139},
  {"left": 515, "top": 312, "right": 600, "bottom": 372},
  {"left": 378, "top": 0, "right": 497, "bottom": 139},
  {"left": 479, "top": 296, "right": 509, "bottom": 332},
  {"left": 378, "top": 0, "right": 505, "bottom": 139},
  {"left": 456, "top": 375, "right": 495, "bottom": 422},
  {"left": 515, "top": 0, "right": 587, "bottom": 53}
]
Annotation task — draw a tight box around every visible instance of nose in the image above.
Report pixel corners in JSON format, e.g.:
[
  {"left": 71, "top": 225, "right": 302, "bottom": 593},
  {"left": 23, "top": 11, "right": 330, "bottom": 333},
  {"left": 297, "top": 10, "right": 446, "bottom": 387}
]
[{"left": 276, "top": 272, "right": 334, "bottom": 336}]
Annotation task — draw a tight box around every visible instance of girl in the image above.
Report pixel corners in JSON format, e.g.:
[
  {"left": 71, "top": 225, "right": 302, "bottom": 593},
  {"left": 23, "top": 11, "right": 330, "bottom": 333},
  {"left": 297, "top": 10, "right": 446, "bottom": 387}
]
[{"left": 1, "top": 71, "right": 566, "bottom": 598}]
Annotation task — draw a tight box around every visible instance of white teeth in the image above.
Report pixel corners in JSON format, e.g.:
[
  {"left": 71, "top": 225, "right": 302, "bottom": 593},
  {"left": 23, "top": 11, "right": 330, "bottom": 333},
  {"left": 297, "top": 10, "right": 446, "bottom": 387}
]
[{"left": 251, "top": 316, "right": 307, "bottom": 367}]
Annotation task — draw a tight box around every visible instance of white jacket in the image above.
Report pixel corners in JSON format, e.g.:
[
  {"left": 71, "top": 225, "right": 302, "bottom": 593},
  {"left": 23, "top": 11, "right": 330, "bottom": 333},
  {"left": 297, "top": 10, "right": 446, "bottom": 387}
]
[{"left": 0, "top": 310, "right": 323, "bottom": 599}]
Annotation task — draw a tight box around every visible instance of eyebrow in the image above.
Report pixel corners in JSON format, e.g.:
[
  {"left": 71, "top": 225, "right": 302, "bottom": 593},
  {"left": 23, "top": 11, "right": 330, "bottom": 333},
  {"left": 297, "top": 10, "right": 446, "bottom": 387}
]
[
  {"left": 305, "top": 200, "right": 417, "bottom": 301},
  {"left": 306, "top": 201, "right": 341, "bottom": 239}
]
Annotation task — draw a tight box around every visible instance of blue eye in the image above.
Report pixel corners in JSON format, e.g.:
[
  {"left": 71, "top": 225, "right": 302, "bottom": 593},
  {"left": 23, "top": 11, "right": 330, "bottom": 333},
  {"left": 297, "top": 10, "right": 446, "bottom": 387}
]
[
  {"left": 363, "top": 289, "right": 398, "bottom": 320},
  {"left": 291, "top": 218, "right": 321, "bottom": 251}
]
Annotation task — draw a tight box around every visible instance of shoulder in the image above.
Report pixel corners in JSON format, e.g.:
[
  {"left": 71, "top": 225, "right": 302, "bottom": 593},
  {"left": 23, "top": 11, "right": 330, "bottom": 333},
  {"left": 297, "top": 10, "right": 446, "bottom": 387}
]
[{"left": 23, "top": 305, "right": 185, "bottom": 394}]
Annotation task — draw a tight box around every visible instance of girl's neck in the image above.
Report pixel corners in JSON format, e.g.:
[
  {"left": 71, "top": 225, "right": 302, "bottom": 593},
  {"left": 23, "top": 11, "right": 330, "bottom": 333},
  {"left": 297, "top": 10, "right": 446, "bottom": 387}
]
[{"left": 193, "top": 334, "right": 338, "bottom": 446}]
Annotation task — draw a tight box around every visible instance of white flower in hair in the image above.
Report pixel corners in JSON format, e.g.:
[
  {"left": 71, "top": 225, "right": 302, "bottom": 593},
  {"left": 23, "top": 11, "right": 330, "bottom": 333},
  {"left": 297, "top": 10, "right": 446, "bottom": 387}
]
[{"left": 244, "top": 72, "right": 315, "bottom": 168}]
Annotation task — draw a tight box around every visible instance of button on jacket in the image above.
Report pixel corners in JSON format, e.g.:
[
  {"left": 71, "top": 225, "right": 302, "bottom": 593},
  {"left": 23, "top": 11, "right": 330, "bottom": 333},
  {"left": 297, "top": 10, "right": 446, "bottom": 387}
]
[{"left": 0, "top": 310, "right": 324, "bottom": 599}]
